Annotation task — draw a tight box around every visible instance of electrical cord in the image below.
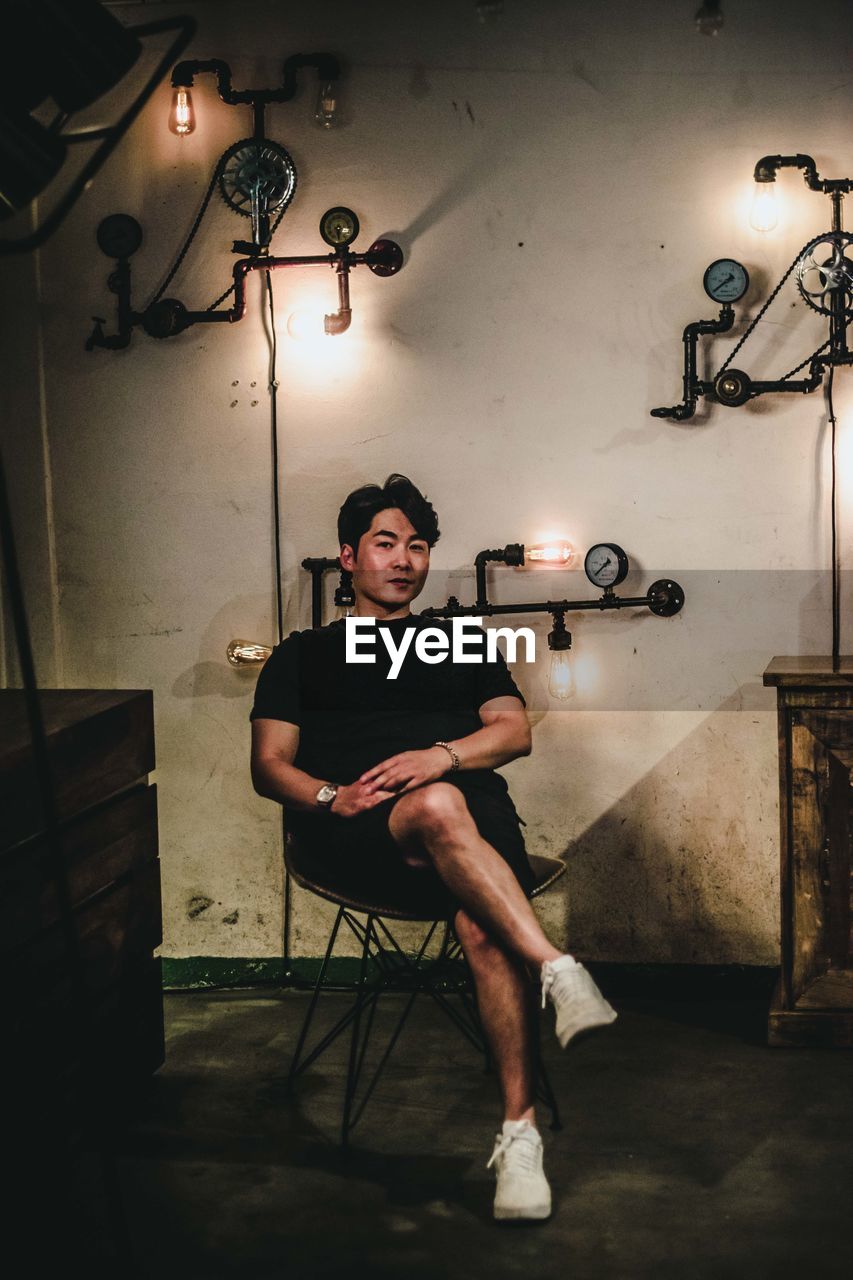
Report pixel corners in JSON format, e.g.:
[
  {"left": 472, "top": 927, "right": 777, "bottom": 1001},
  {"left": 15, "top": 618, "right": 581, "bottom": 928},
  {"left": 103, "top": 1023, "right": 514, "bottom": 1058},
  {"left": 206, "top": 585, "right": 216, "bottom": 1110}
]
[
  {"left": 265, "top": 274, "right": 285, "bottom": 646},
  {"left": 262, "top": 272, "right": 291, "bottom": 976},
  {"left": 826, "top": 365, "right": 840, "bottom": 665},
  {"left": 148, "top": 148, "right": 290, "bottom": 315}
]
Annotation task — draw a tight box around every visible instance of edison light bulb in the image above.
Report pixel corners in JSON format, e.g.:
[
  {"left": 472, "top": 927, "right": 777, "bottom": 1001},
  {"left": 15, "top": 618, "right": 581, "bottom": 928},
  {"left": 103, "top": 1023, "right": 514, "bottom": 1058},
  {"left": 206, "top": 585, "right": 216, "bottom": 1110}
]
[
  {"left": 548, "top": 649, "right": 575, "bottom": 700},
  {"left": 527, "top": 541, "right": 573, "bottom": 566},
  {"left": 227, "top": 639, "right": 272, "bottom": 666},
  {"left": 287, "top": 309, "right": 326, "bottom": 340},
  {"left": 750, "top": 183, "right": 778, "bottom": 232},
  {"left": 168, "top": 86, "right": 196, "bottom": 136},
  {"left": 315, "top": 80, "right": 338, "bottom": 128}
]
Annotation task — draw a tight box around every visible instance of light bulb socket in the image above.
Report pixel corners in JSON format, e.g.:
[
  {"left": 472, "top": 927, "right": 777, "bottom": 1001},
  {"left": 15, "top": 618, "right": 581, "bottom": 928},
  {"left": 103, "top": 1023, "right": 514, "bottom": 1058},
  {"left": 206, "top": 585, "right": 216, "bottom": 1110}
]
[
  {"left": 334, "top": 572, "right": 355, "bottom": 607},
  {"left": 547, "top": 614, "right": 572, "bottom": 651}
]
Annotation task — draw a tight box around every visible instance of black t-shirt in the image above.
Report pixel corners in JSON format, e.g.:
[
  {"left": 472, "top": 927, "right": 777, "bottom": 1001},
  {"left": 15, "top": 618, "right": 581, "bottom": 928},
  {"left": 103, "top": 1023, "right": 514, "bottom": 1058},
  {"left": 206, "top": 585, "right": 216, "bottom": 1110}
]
[{"left": 250, "top": 613, "right": 526, "bottom": 800}]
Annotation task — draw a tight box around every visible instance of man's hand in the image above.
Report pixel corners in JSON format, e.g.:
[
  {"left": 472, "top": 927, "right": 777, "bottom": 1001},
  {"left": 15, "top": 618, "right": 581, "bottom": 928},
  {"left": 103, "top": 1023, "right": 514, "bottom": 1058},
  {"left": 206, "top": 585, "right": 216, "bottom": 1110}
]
[
  {"left": 330, "top": 779, "right": 398, "bottom": 818},
  {"left": 359, "top": 747, "right": 450, "bottom": 797}
]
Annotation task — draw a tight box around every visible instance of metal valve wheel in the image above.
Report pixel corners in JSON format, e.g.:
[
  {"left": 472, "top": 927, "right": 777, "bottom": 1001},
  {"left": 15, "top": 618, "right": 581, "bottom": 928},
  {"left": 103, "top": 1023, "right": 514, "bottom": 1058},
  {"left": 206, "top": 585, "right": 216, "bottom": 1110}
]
[{"left": 796, "top": 231, "right": 853, "bottom": 316}]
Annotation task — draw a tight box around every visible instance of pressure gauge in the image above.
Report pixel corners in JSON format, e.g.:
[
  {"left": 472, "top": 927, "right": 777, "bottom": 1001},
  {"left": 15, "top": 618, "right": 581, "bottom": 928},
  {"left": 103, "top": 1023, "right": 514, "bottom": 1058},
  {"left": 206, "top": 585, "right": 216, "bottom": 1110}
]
[
  {"left": 703, "top": 258, "right": 749, "bottom": 304},
  {"left": 320, "top": 206, "right": 360, "bottom": 247},
  {"left": 96, "top": 213, "right": 143, "bottom": 259},
  {"left": 584, "top": 543, "right": 629, "bottom": 589}
]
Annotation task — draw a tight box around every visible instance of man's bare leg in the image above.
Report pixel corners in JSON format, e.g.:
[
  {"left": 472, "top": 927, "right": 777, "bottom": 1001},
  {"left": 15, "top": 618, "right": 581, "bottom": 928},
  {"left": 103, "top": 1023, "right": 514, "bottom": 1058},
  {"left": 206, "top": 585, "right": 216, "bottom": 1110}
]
[
  {"left": 454, "top": 908, "right": 537, "bottom": 1123},
  {"left": 388, "top": 783, "right": 562, "bottom": 970}
]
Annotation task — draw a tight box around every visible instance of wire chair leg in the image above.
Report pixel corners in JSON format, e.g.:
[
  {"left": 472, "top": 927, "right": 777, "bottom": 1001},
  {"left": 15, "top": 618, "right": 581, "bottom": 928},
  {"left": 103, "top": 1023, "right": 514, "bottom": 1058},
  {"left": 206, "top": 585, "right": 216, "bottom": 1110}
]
[
  {"left": 287, "top": 906, "right": 345, "bottom": 1086},
  {"left": 342, "top": 913, "right": 374, "bottom": 1147}
]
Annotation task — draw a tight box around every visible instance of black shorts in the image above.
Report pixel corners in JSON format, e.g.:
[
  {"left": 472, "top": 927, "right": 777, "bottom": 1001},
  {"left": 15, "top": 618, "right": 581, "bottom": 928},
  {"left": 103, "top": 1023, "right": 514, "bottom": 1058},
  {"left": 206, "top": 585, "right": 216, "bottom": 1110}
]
[{"left": 286, "top": 776, "right": 535, "bottom": 916}]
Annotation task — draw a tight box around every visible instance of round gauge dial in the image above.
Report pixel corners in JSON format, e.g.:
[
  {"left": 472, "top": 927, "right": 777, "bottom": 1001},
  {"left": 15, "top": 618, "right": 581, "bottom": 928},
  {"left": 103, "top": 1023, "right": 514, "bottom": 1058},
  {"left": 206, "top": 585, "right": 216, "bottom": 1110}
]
[
  {"left": 96, "top": 213, "right": 143, "bottom": 259},
  {"left": 320, "top": 206, "right": 360, "bottom": 247},
  {"left": 703, "top": 258, "right": 749, "bottom": 304},
  {"left": 584, "top": 543, "right": 629, "bottom": 589}
]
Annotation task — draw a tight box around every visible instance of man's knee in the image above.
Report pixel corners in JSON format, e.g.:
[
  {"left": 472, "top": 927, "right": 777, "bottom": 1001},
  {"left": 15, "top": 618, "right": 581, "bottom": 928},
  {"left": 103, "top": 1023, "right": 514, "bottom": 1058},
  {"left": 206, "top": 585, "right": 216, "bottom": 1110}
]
[
  {"left": 454, "top": 908, "right": 494, "bottom": 955},
  {"left": 389, "top": 781, "right": 469, "bottom": 841}
]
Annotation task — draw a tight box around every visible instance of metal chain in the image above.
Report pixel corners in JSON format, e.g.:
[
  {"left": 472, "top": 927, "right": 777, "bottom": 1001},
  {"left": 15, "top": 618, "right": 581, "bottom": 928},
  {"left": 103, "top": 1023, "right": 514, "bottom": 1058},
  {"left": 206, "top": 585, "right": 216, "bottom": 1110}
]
[
  {"left": 712, "top": 238, "right": 816, "bottom": 379},
  {"left": 779, "top": 337, "right": 832, "bottom": 381},
  {"left": 204, "top": 202, "right": 289, "bottom": 312},
  {"left": 146, "top": 155, "right": 226, "bottom": 309}
]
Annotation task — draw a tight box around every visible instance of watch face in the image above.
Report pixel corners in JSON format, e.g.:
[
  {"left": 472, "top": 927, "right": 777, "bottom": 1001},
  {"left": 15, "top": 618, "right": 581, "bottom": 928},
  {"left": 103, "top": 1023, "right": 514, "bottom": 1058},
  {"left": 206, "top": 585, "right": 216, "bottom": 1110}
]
[
  {"left": 320, "top": 206, "right": 359, "bottom": 247},
  {"left": 316, "top": 783, "right": 337, "bottom": 805},
  {"left": 703, "top": 258, "right": 749, "bottom": 304},
  {"left": 96, "top": 213, "right": 143, "bottom": 259},
  {"left": 584, "top": 543, "right": 629, "bottom": 588}
]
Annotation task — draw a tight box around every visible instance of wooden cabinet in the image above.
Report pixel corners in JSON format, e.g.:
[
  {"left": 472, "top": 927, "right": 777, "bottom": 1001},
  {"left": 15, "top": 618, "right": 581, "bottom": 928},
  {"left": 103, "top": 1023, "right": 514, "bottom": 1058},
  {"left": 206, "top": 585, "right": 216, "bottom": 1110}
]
[
  {"left": 0, "top": 689, "right": 164, "bottom": 1139},
  {"left": 763, "top": 659, "right": 853, "bottom": 1047}
]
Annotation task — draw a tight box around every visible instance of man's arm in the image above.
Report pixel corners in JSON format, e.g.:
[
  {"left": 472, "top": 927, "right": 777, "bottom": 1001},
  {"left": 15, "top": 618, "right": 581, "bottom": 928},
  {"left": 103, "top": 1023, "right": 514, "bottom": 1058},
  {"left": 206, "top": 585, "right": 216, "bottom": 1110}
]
[
  {"left": 251, "top": 718, "right": 331, "bottom": 812},
  {"left": 360, "top": 695, "right": 531, "bottom": 795},
  {"left": 251, "top": 718, "right": 397, "bottom": 816},
  {"left": 451, "top": 693, "right": 532, "bottom": 768}
]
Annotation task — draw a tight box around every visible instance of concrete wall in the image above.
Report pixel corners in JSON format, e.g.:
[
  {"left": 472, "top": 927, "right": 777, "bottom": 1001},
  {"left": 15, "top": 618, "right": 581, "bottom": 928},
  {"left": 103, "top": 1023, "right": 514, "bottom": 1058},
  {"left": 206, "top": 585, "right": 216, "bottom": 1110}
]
[{"left": 4, "top": 0, "right": 853, "bottom": 965}]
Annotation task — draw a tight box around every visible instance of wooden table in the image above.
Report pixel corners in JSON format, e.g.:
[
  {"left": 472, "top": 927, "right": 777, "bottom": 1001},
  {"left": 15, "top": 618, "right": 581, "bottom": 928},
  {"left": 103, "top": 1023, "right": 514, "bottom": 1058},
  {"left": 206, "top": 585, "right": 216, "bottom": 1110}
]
[{"left": 763, "top": 658, "right": 853, "bottom": 1047}]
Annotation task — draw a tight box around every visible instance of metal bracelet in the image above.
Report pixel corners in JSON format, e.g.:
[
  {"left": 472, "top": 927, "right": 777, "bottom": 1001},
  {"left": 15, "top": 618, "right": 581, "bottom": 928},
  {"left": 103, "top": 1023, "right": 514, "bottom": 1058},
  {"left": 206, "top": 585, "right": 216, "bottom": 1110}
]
[{"left": 434, "top": 740, "right": 460, "bottom": 771}]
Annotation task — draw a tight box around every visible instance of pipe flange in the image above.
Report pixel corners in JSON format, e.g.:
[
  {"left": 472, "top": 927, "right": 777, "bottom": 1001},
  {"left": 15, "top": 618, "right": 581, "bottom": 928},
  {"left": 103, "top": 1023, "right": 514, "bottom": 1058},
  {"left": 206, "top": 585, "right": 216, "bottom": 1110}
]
[
  {"left": 648, "top": 579, "right": 685, "bottom": 617},
  {"left": 142, "top": 297, "right": 190, "bottom": 339}
]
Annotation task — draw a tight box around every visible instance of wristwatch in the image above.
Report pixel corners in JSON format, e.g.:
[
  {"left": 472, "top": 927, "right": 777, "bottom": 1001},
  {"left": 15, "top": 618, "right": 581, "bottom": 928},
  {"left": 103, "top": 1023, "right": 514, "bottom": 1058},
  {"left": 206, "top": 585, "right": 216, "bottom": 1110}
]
[{"left": 315, "top": 782, "right": 339, "bottom": 810}]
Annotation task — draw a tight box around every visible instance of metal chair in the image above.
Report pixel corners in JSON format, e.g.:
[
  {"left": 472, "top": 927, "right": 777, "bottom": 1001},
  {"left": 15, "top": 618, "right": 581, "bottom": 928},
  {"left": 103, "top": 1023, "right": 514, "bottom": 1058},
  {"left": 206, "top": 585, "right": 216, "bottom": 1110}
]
[{"left": 284, "top": 828, "right": 567, "bottom": 1144}]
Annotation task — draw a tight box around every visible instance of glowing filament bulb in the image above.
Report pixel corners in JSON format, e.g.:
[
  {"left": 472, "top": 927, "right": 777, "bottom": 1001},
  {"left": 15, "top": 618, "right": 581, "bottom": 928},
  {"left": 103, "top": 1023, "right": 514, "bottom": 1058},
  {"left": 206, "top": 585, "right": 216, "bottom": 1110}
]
[
  {"left": 527, "top": 541, "right": 573, "bottom": 566},
  {"left": 287, "top": 309, "right": 327, "bottom": 340},
  {"left": 226, "top": 639, "right": 272, "bottom": 666},
  {"left": 548, "top": 650, "right": 575, "bottom": 701},
  {"left": 750, "top": 183, "right": 778, "bottom": 232},
  {"left": 168, "top": 86, "right": 196, "bottom": 137}
]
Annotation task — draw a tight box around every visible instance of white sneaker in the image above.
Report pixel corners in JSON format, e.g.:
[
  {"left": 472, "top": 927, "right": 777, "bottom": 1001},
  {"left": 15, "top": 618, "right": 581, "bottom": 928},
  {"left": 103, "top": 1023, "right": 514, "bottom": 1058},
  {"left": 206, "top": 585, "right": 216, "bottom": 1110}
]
[
  {"left": 486, "top": 1119, "right": 552, "bottom": 1221},
  {"left": 541, "top": 954, "right": 618, "bottom": 1048}
]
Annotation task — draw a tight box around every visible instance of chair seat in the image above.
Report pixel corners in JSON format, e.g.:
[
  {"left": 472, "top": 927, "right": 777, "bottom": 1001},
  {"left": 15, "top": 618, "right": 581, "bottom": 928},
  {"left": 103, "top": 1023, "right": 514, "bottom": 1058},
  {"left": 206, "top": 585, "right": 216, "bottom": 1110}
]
[{"left": 285, "top": 830, "right": 565, "bottom": 921}]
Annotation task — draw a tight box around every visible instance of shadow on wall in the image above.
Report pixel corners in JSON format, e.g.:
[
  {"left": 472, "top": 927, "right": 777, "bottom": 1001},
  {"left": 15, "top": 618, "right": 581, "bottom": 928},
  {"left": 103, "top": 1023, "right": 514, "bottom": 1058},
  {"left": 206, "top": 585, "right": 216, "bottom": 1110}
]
[
  {"left": 536, "top": 692, "right": 779, "bottom": 968},
  {"left": 382, "top": 145, "right": 508, "bottom": 264}
]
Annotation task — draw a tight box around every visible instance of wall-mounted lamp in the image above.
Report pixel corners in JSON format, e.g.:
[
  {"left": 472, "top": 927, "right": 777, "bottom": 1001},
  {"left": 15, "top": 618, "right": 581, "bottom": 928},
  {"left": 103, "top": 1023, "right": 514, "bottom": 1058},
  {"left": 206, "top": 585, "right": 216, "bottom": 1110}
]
[
  {"left": 291, "top": 545, "right": 684, "bottom": 707},
  {"left": 653, "top": 153, "right": 853, "bottom": 421},
  {"left": 749, "top": 153, "right": 853, "bottom": 234},
  {"left": 168, "top": 53, "right": 340, "bottom": 142},
  {"left": 547, "top": 612, "right": 575, "bottom": 701},
  {"left": 87, "top": 44, "right": 400, "bottom": 352}
]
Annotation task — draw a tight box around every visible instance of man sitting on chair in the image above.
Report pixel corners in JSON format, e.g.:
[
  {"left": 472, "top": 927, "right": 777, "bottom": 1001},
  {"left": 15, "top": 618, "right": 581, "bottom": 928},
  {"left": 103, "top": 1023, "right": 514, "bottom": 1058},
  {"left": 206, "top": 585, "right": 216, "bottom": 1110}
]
[{"left": 250, "top": 473, "right": 617, "bottom": 1222}]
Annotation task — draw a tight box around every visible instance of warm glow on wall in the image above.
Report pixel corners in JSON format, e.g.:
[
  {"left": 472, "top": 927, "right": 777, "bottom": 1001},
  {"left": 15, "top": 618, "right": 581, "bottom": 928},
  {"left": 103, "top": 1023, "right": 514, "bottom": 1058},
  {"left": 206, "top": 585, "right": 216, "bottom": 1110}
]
[{"left": 280, "top": 288, "right": 361, "bottom": 382}]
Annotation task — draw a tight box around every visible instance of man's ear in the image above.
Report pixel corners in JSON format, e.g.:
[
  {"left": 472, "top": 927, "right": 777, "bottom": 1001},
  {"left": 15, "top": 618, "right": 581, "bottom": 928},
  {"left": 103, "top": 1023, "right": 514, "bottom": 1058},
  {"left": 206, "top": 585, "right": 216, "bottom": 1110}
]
[{"left": 339, "top": 542, "right": 355, "bottom": 571}]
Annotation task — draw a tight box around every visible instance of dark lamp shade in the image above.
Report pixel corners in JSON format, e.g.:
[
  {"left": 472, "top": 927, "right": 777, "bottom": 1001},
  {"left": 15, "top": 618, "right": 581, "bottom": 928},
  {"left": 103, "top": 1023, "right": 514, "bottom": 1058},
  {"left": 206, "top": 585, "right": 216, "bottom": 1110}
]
[
  {"left": 0, "top": 107, "right": 66, "bottom": 221},
  {"left": 0, "top": 0, "right": 142, "bottom": 116}
]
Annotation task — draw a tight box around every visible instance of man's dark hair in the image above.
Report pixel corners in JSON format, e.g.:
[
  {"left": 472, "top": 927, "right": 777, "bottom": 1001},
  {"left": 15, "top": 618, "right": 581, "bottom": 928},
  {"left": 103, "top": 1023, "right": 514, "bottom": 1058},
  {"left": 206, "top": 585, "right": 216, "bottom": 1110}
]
[{"left": 337, "top": 473, "right": 441, "bottom": 555}]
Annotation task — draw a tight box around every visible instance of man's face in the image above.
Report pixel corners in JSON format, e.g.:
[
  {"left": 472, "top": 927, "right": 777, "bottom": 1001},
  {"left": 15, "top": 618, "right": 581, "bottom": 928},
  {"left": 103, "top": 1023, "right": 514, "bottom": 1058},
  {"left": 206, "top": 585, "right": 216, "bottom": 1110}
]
[{"left": 340, "top": 507, "right": 430, "bottom": 614}]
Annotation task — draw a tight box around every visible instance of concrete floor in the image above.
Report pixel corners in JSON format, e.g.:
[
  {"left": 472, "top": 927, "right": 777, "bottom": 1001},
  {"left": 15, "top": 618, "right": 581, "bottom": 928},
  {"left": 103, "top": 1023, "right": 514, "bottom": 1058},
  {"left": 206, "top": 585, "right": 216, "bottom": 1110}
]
[{"left": 82, "top": 984, "right": 851, "bottom": 1278}]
